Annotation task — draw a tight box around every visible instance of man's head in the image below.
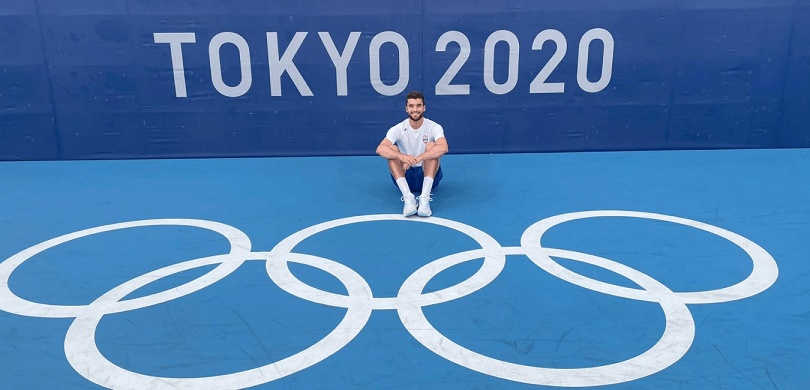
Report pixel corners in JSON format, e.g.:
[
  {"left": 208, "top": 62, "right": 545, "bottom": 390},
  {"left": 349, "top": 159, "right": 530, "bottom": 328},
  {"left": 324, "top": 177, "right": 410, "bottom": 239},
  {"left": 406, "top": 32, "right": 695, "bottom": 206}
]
[{"left": 405, "top": 91, "right": 425, "bottom": 122}]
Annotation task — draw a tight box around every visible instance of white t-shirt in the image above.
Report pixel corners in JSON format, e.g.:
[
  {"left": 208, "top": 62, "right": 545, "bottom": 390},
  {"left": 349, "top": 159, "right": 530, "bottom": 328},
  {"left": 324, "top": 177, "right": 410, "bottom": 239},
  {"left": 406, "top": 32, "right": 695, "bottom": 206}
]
[{"left": 385, "top": 118, "right": 445, "bottom": 167}]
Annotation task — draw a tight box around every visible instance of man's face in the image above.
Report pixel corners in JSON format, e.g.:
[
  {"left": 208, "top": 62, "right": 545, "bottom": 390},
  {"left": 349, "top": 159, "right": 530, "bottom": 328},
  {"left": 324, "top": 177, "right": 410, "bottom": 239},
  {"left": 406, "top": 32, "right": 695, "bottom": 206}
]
[{"left": 406, "top": 98, "right": 425, "bottom": 121}]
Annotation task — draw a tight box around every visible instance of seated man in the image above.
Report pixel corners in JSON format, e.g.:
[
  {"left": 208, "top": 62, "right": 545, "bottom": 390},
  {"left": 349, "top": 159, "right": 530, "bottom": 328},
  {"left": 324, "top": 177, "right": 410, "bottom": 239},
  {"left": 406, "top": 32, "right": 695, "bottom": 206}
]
[{"left": 376, "top": 91, "right": 449, "bottom": 217}]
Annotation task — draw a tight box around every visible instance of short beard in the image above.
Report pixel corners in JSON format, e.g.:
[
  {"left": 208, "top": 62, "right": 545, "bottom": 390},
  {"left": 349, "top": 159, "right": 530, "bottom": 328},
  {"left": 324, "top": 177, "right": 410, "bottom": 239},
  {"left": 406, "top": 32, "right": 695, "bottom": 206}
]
[{"left": 409, "top": 112, "right": 423, "bottom": 122}]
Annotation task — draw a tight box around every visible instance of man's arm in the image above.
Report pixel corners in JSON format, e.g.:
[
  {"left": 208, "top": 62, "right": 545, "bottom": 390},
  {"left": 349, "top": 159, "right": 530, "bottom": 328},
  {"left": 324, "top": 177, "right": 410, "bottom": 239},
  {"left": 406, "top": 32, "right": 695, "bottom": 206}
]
[
  {"left": 377, "top": 138, "right": 417, "bottom": 166},
  {"left": 416, "top": 137, "right": 448, "bottom": 164}
]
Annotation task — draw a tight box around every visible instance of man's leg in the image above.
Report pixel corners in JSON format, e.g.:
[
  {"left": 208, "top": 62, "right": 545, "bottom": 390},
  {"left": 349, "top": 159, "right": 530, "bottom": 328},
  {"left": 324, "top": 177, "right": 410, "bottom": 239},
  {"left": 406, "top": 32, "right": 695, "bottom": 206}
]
[
  {"left": 386, "top": 144, "right": 411, "bottom": 175},
  {"left": 386, "top": 144, "right": 417, "bottom": 216},
  {"left": 387, "top": 145, "right": 407, "bottom": 178},
  {"left": 421, "top": 142, "right": 440, "bottom": 193},
  {"left": 418, "top": 142, "right": 440, "bottom": 217}
]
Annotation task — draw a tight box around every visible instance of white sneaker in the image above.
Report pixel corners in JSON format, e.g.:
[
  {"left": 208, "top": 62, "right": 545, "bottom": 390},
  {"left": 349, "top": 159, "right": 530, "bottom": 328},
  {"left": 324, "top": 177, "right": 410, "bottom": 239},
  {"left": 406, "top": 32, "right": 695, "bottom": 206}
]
[
  {"left": 417, "top": 195, "right": 432, "bottom": 217},
  {"left": 401, "top": 195, "right": 417, "bottom": 216}
]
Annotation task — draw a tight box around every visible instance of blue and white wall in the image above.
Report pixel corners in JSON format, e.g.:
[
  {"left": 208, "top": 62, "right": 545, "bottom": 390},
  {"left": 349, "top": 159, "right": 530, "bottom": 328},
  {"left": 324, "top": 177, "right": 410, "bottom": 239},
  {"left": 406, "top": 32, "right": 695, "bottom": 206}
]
[{"left": 1, "top": 0, "right": 808, "bottom": 160}]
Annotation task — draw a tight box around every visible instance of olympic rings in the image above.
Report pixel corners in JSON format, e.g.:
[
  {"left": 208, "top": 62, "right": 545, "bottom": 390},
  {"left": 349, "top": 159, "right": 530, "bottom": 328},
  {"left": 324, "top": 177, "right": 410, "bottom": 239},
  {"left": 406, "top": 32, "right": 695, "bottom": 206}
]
[{"left": 0, "top": 211, "right": 778, "bottom": 389}]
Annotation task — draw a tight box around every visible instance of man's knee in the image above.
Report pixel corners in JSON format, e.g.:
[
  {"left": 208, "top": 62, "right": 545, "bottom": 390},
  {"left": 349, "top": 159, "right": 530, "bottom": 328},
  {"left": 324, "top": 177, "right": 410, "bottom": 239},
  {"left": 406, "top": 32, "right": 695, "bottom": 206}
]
[{"left": 423, "top": 142, "right": 440, "bottom": 164}]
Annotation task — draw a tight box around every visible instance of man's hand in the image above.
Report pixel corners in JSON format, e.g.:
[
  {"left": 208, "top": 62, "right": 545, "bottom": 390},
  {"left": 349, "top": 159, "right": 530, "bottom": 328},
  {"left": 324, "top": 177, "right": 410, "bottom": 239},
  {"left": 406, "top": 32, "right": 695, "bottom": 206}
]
[{"left": 398, "top": 153, "right": 417, "bottom": 167}]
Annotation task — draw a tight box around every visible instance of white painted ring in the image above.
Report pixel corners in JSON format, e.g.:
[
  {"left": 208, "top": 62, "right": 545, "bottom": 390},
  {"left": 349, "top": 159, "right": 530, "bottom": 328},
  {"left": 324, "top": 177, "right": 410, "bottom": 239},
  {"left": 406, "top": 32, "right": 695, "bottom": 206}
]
[
  {"left": 521, "top": 210, "right": 779, "bottom": 304},
  {"left": 398, "top": 246, "right": 696, "bottom": 387},
  {"left": 0, "top": 219, "right": 252, "bottom": 318},
  {"left": 267, "top": 214, "right": 506, "bottom": 310},
  {"left": 64, "top": 252, "right": 373, "bottom": 390}
]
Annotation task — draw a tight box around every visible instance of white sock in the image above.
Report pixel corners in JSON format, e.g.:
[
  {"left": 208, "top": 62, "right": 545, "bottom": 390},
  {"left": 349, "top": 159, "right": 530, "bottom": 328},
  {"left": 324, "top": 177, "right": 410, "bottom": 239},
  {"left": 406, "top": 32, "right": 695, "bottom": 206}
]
[
  {"left": 421, "top": 176, "right": 434, "bottom": 199},
  {"left": 396, "top": 177, "right": 413, "bottom": 198}
]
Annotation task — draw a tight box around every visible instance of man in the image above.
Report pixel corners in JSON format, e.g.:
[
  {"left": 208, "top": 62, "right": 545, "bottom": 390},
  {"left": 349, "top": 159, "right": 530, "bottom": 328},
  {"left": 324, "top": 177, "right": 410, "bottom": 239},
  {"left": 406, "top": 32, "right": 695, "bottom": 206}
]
[{"left": 376, "top": 91, "right": 449, "bottom": 217}]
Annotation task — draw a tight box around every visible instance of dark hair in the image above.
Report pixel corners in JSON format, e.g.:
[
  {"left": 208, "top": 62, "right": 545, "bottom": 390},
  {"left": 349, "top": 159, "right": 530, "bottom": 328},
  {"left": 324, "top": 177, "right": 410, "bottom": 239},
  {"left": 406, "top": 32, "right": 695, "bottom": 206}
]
[{"left": 406, "top": 91, "right": 425, "bottom": 105}]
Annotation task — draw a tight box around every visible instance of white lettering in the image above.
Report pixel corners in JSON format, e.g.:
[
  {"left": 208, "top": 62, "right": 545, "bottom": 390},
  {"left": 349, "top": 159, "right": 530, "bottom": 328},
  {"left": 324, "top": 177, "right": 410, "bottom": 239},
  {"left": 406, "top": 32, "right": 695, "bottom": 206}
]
[
  {"left": 267, "top": 32, "right": 313, "bottom": 96},
  {"left": 156, "top": 28, "right": 615, "bottom": 98},
  {"left": 530, "top": 29, "right": 566, "bottom": 94},
  {"left": 319, "top": 32, "right": 361, "bottom": 96},
  {"left": 435, "top": 31, "right": 471, "bottom": 96},
  {"left": 369, "top": 31, "right": 409, "bottom": 96},
  {"left": 153, "top": 33, "right": 196, "bottom": 98},
  {"left": 577, "top": 28, "right": 614, "bottom": 93},
  {"left": 209, "top": 32, "right": 252, "bottom": 98},
  {"left": 484, "top": 30, "right": 519, "bottom": 95}
]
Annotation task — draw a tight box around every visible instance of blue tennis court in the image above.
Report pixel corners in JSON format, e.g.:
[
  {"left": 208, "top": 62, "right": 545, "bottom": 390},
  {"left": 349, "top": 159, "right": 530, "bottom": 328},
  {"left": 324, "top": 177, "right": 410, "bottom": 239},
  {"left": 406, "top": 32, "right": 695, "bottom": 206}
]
[{"left": 1, "top": 148, "right": 807, "bottom": 389}]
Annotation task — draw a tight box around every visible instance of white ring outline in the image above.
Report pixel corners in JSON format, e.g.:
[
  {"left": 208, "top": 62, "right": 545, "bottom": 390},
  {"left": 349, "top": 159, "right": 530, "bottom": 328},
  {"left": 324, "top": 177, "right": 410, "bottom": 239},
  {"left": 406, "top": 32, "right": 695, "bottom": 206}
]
[
  {"left": 521, "top": 210, "right": 779, "bottom": 304},
  {"left": 0, "top": 219, "right": 252, "bottom": 318},
  {"left": 267, "top": 214, "right": 506, "bottom": 310},
  {"left": 64, "top": 252, "right": 373, "bottom": 390},
  {"left": 397, "top": 246, "right": 696, "bottom": 387}
]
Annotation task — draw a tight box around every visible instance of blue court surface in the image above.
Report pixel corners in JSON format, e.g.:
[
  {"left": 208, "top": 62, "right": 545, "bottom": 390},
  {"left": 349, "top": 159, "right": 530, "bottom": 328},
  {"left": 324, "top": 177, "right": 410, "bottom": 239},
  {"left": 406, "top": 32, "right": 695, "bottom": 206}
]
[{"left": 1, "top": 149, "right": 808, "bottom": 390}]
